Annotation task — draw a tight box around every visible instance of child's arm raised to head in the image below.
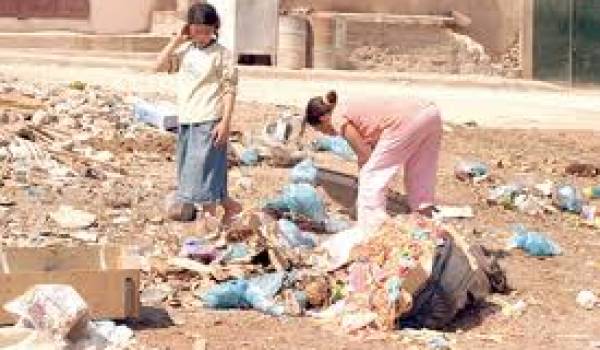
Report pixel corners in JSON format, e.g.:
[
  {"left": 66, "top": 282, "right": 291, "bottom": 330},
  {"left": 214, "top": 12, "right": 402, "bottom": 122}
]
[{"left": 153, "top": 25, "right": 189, "bottom": 73}]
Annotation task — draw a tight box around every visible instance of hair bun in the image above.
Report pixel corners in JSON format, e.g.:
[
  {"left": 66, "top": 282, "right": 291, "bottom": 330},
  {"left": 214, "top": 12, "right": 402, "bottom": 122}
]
[{"left": 325, "top": 90, "right": 337, "bottom": 105}]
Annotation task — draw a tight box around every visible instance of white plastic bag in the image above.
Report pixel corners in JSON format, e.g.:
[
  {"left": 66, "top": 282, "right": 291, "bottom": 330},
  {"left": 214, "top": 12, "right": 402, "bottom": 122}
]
[{"left": 4, "top": 285, "right": 90, "bottom": 341}]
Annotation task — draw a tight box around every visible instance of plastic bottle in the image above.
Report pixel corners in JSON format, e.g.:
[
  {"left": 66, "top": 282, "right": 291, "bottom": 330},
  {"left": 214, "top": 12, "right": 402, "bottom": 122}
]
[{"left": 554, "top": 185, "right": 583, "bottom": 213}]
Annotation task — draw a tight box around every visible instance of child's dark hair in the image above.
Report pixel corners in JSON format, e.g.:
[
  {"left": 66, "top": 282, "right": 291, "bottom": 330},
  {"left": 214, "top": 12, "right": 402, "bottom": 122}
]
[
  {"left": 188, "top": 3, "right": 220, "bottom": 36},
  {"left": 304, "top": 90, "right": 337, "bottom": 126}
]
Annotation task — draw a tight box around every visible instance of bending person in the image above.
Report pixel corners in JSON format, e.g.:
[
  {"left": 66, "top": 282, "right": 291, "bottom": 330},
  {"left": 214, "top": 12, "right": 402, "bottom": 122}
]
[{"left": 304, "top": 91, "right": 442, "bottom": 226}]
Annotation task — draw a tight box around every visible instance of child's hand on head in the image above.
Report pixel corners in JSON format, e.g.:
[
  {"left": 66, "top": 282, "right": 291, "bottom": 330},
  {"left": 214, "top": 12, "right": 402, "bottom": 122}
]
[{"left": 173, "top": 24, "right": 190, "bottom": 45}]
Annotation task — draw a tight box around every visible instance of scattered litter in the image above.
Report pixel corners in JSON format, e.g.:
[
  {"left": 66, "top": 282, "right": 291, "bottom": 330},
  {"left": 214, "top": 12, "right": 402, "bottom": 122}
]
[
  {"left": 200, "top": 272, "right": 289, "bottom": 316},
  {"left": 324, "top": 216, "right": 353, "bottom": 233},
  {"left": 263, "top": 117, "right": 293, "bottom": 144},
  {"left": 433, "top": 205, "right": 474, "bottom": 219},
  {"left": 534, "top": 180, "right": 555, "bottom": 197},
  {"left": 278, "top": 219, "right": 316, "bottom": 248},
  {"left": 583, "top": 185, "right": 600, "bottom": 199},
  {"left": 70, "top": 231, "right": 98, "bottom": 243},
  {"left": 455, "top": 160, "right": 488, "bottom": 182},
  {"left": 49, "top": 205, "right": 96, "bottom": 229},
  {"left": 554, "top": 185, "right": 583, "bottom": 214},
  {"left": 133, "top": 98, "right": 178, "bottom": 131},
  {"left": 265, "top": 183, "right": 327, "bottom": 223},
  {"left": 341, "top": 312, "right": 377, "bottom": 333},
  {"left": 499, "top": 299, "right": 528, "bottom": 317},
  {"left": 581, "top": 206, "right": 600, "bottom": 227},
  {"left": 179, "top": 237, "right": 218, "bottom": 264},
  {"left": 427, "top": 335, "right": 451, "bottom": 350},
  {"left": 565, "top": 162, "right": 599, "bottom": 177},
  {"left": 290, "top": 158, "right": 317, "bottom": 184},
  {"left": 508, "top": 224, "right": 561, "bottom": 256},
  {"left": 240, "top": 148, "right": 260, "bottom": 166},
  {"left": 221, "top": 243, "right": 251, "bottom": 263},
  {"left": 312, "top": 136, "right": 356, "bottom": 161},
  {"left": 68, "top": 80, "right": 87, "bottom": 91},
  {"left": 576, "top": 290, "right": 598, "bottom": 310},
  {"left": 487, "top": 184, "right": 524, "bottom": 208},
  {"left": 4, "top": 284, "right": 89, "bottom": 343}
]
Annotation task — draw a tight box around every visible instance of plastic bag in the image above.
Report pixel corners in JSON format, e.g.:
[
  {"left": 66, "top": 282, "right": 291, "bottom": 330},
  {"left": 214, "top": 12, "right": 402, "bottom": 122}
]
[
  {"left": 290, "top": 159, "right": 317, "bottom": 184},
  {"left": 179, "top": 237, "right": 217, "bottom": 264},
  {"left": 133, "top": 98, "right": 178, "bottom": 131},
  {"left": 312, "top": 136, "right": 357, "bottom": 161},
  {"left": 487, "top": 184, "right": 524, "bottom": 207},
  {"left": 278, "top": 219, "right": 317, "bottom": 248},
  {"left": 240, "top": 148, "right": 260, "bottom": 166},
  {"left": 554, "top": 185, "right": 583, "bottom": 213},
  {"left": 508, "top": 224, "right": 561, "bottom": 256},
  {"left": 4, "top": 285, "right": 89, "bottom": 341},
  {"left": 454, "top": 160, "right": 488, "bottom": 181},
  {"left": 324, "top": 216, "right": 353, "bottom": 233},
  {"left": 265, "top": 184, "right": 327, "bottom": 223},
  {"left": 201, "top": 272, "right": 287, "bottom": 316}
]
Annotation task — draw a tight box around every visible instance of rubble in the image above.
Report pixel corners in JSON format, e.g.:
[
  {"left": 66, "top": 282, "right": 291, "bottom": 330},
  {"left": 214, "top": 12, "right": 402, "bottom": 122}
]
[
  {"left": 49, "top": 205, "right": 97, "bottom": 229},
  {"left": 0, "top": 75, "right": 597, "bottom": 348}
]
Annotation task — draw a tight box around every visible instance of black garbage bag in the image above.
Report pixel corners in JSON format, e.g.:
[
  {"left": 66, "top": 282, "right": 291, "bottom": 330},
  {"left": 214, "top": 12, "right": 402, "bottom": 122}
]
[{"left": 399, "top": 236, "right": 508, "bottom": 330}]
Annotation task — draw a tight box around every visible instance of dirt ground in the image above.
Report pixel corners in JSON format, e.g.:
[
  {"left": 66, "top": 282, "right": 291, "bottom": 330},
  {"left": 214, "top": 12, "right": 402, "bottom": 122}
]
[{"left": 2, "top": 98, "right": 600, "bottom": 350}]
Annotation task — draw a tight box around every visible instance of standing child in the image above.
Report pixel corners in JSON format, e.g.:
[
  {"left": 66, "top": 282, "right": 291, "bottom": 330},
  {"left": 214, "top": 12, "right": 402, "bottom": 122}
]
[
  {"left": 154, "top": 3, "right": 241, "bottom": 224},
  {"left": 303, "top": 91, "right": 442, "bottom": 227}
]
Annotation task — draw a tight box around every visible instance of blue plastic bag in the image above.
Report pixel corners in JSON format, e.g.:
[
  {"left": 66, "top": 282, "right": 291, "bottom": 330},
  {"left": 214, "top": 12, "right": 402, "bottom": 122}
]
[
  {"left": 278, "top": 219, "right": 317, "bottom": 248},
  {"left": 201, "top": 272, "right": 287, "bottom": 316},
  {"left": 240, "top": 148, "right": 260, "bottom": 166},
  {"left": 509, "top": 224, "right": 561, "bottom": 256},
  {"left": 312, "top": 136, "right": 357, "bottom": 161},
  {"left": 290, "top": 159, "right": 317, "bottom": 184},
  {"left": 265, "top": 184, "right": 327, "bottom": 222},
  {"left": 202, "top": 279, "right": 249, "bottom": 309}
]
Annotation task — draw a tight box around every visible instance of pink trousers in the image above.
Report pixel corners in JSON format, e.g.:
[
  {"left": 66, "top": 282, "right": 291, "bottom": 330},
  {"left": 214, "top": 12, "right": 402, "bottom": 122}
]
[{"left": 357, "top": 105, "right": 442, "bottom": 225}]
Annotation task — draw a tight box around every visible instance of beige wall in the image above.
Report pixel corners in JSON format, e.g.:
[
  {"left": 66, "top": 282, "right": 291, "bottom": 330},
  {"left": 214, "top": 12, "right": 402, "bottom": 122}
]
[
  {"left": 0, "top": 0, "right": 164, "bottom": 34},
  {"left": 282, "top": 0, "right": 523, "bottom": 54}
]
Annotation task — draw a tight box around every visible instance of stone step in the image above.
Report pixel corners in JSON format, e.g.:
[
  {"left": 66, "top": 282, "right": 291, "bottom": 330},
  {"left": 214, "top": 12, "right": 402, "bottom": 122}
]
[{"left": 0, "top": 32, "right": 170, "bottom": 52}]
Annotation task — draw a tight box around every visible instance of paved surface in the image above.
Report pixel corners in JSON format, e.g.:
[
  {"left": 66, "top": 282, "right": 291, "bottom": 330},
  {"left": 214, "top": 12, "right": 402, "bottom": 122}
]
[{"left": 3, "top": 60, "right": 600, "bottom": 130}]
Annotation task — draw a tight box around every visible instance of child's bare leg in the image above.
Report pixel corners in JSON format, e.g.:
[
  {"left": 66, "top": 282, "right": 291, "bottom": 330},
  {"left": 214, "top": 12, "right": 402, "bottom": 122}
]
[
  {"left": 202, "top": 203, "right": 218, "bottom": 218},
  {"left": 221, "top": 197, "right": 242, "bottom": 225}
]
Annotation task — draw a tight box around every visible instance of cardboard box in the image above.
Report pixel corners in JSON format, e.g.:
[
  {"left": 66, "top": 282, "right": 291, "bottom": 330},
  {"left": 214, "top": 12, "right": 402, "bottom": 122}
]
[{"left": 0, "top": 245, "right": 140, "bottom": 325}]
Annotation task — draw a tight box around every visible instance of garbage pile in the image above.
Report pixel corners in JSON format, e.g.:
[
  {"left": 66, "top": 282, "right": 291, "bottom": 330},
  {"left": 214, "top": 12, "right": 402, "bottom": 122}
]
[
  {"left": 454, "top": 159, "right": 600, "bottom": 227},
  {"left": 150, "top": 156, "right": 509, "bottom": 334}
]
